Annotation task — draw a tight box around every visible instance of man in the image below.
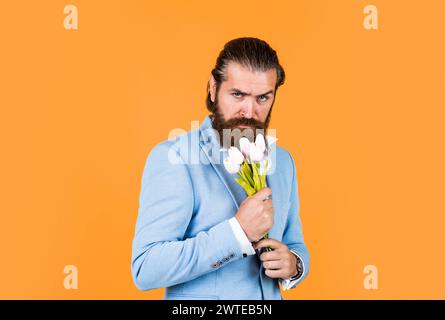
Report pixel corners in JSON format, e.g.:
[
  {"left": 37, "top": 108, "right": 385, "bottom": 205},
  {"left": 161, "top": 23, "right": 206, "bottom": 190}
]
[{"left": 131, "top": 37, "right": 309, "bottom": 300}]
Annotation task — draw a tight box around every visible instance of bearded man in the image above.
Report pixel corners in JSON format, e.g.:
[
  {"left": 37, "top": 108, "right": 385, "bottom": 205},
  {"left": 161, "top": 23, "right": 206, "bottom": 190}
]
[{"left": 131, "top": 37, "right": 309, "bottom": 300}]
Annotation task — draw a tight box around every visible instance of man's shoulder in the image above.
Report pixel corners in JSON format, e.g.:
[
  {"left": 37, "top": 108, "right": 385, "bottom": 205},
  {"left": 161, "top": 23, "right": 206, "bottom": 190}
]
[
  {"left": 275, "top": 144, "right": 290, "bottom": 157},
  {"left": 274, "top": 145, "right": 294, "bottom": 167},
  {"left": 146, "top": 128, "right": 201, "bottom": 164}
]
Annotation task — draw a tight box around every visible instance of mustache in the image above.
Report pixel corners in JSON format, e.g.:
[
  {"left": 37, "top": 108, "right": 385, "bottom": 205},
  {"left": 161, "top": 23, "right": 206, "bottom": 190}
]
[{"left": 223, "top": 117, "right": 265, "bottom": 129}]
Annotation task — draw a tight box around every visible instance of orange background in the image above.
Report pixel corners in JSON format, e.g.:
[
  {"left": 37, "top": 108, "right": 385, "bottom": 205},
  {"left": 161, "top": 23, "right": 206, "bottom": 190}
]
[{"left": 1, "top": 0, "right": 444, "bottom": 299}]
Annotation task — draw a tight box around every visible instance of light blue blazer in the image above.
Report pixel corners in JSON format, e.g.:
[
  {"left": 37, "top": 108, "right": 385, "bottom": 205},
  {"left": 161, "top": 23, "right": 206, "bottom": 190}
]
[{"left": 131, "top": 115, "right": 310, "bottom": 300}]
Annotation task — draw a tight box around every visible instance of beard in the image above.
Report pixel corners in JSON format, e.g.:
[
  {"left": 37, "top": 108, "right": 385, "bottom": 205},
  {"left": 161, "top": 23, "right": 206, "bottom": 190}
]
[{"left": 210, "top": 97, "right": 273, "bottom": 150}]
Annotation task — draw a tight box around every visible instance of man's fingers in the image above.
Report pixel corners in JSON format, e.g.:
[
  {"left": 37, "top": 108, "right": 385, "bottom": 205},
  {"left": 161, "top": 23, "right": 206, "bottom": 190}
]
[
  {"left": 253, "top": 238, "right": 282, "bottom": 250},
  {"left": 264, "top": 268, "right": 285, "bottom": 279},
  {"left": 262, "top": 260, "right": 282, "bottom": 270},
  {"left": 252, "top": 187, "right": 272, "bottom": 201},
  {"left": 259, "top": 251, "right": 280, "bottom": 262},
  {"left": 262, "top": 199, "right": 273, "bottom": 209}
]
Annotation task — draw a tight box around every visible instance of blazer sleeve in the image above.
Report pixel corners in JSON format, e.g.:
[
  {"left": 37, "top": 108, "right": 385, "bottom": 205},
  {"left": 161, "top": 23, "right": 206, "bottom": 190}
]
[
  {"left": 280, "top": 150, "right": 310, "bottom": 289},
  {"left": 131, "top": 142, "right": 244, "bottom": 291}
]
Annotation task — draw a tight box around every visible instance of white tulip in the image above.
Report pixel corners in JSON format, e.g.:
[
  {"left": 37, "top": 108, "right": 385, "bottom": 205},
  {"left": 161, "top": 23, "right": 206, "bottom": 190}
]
[
  {"left": 239, "top": 137, "right": 251, "bottom": 158},
  {"left": 228, "top": 146, "right": 245, "bottom": 165},
  {"left": 223, "top": 156, "right": 241, "bottom": 174},
  {"left": 249, "top": 142, "right": 265, "bottom": 162},
  {"left": 255, "top": 134, "right": 266, "bottom": 154}
]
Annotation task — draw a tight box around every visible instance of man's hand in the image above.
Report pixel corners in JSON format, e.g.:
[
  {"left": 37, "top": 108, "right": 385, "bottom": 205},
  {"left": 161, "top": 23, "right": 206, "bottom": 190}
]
[
  {"left": 235, "top": 187, "right": 274, "bottom": 242},
  {"left": 253, "top": 238, "right": 298, "bottom": 279}
]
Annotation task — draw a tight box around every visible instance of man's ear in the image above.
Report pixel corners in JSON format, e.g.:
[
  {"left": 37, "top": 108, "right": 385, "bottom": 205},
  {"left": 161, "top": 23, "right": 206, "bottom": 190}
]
[{"left": 209, "top": 75, "right": 216, "bottom": 103}]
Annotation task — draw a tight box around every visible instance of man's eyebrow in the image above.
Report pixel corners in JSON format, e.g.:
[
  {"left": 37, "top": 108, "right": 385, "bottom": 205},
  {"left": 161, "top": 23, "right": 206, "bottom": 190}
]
[
  {"left": 229, "top": 88, "right": 274, "bottom": 97},
  {"left": 256, "top": 89, "right": 274, "bottom": 97}
]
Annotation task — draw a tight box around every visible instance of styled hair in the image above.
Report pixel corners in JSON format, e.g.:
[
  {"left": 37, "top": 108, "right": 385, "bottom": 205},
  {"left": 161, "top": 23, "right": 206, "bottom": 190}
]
[{"left": 206, "top": 37, "right": 286, "bottom": 113}]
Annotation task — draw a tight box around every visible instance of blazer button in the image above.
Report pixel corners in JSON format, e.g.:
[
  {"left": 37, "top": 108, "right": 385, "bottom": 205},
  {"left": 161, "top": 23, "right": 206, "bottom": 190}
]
[{"left": 243, "top": 253, "right": 247, "bottom": 258}]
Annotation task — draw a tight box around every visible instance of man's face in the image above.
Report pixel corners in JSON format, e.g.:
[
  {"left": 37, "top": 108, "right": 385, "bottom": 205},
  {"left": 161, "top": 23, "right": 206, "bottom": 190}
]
[{"left": 209, "top": 61, "right": 277, "bottom": 147}]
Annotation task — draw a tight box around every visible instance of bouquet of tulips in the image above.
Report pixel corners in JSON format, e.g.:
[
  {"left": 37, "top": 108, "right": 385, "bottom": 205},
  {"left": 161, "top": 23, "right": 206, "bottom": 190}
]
[{"left": 222, "top": 133, "right": 277, "bottom": 252}]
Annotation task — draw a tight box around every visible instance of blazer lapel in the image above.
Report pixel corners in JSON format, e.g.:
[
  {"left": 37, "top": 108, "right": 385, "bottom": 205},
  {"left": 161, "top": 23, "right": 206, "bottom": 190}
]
[
  {"left": 263, "top": 142, "right": 283, "bottom": 241},
  {"left": 198, "top": 116, "right": 240, "bottom": 210}
]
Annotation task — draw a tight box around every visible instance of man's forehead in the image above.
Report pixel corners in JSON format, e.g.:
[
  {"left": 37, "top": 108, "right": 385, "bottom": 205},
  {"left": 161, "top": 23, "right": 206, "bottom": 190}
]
[{"left": 223, "top": 61, "right": 277, "bottom": 93}]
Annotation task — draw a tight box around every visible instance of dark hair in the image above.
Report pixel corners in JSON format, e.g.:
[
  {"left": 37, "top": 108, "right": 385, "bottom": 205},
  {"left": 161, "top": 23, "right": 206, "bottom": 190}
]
[{"left": 206, "top": 37, "right": 286, "bottom": 113}]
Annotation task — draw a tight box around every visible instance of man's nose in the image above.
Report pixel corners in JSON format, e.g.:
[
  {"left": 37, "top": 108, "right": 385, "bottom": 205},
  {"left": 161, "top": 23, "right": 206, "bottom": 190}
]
[{"left": 240, "top": 100, "right": 255, "bottom": 118}]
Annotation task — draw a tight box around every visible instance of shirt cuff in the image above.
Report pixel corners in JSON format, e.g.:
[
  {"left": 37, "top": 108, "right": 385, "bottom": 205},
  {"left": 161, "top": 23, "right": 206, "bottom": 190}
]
[
  {"left": 281, "top": 250, "right": 305, "bottom": 291},
  {"left": 228, "top": 217, "right": 256, "bottom": 256}
]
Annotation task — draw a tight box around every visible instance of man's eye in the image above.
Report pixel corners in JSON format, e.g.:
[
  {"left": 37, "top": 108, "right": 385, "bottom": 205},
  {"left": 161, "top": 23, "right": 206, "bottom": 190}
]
[
  {"left": 258, "top": 95, "right": 269, "bottom": 102},
  {"left": 232, "top": 92, "right": 243, "bottom": 98}
]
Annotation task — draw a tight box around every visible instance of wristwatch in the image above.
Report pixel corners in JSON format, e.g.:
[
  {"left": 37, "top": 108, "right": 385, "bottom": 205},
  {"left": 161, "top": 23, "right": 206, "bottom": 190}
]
[{"left": 289, "top": 256, "right": 304, "bottom": 280}]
